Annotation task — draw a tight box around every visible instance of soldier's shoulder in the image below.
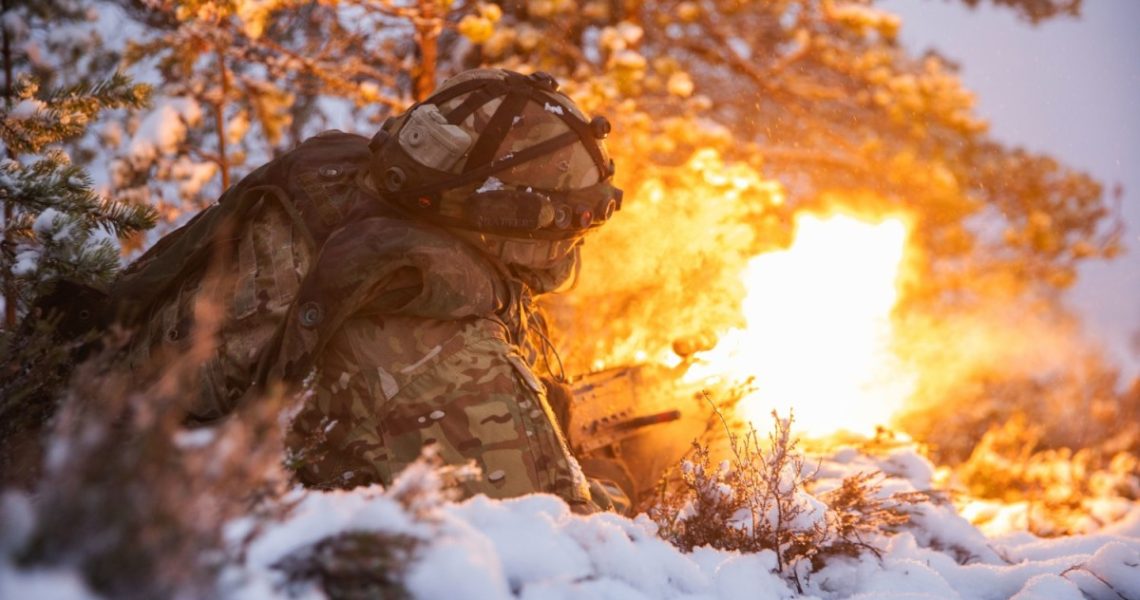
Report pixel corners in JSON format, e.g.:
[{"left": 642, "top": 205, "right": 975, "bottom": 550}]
[
  {"left": 290, "top": 130, "right": 371, "bottom": 159},
  {"left": 311, "top": 128, "right": 358, "bottom": 140},
  {"left": 284, "top": 130, "right": 372, "bottom": 176},
  {"left": 255, "top": 130, "right": 368, "bottom": 170},
  {"left": 236, "top": 130, "right": 368, "bottom": 190}
]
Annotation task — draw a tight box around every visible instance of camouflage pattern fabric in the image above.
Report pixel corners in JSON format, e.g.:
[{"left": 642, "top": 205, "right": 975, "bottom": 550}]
[
  {"left": 274, "top": 216, "right": 592, "bottom": 508},
  {"left": 286, "top": 314, "right": 591, "bottom": 507},
  {"left": 112, "top": 130, "right": 375, "bottom": 419},
  {"left": 117, "top": 128, "right": 601, "bottom": 509},
  {"left": 263, "top": 216, "right": 505, "bottom": 385},
  {"left": 120, "top": 198, "right": 312, "bottom": 422}
]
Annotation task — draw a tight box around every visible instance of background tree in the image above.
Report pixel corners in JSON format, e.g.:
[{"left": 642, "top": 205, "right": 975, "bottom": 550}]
[
  {"left": 953, "top": 0, "right": 1081, "bottom": 24},
  {"left": 447, "top": 0, "right": 1111, "bottom": 344},
  {"left": 104, "top": 0, "right": 489, "bottom": 225},
  {"left": 0, "top": 0, "right": 154, "bottom": 328}
]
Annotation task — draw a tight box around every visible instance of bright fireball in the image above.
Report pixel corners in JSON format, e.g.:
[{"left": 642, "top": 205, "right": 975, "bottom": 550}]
[{"left": 691, "top": 212, "right": 915, "bottom": 438}]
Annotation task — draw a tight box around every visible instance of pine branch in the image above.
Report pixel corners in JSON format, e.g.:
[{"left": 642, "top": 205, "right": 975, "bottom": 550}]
[
  {"left": 48, "top": 73, "right": 151, "bottom": 113},
  {"left": 93, "top": 197, "right": 158, "bottom": 237},
  {"left": 1, "top": 74, "right": 151, "bottom": 155},
  {"left": 0, "top": 67, "right": 154, "bottom": 322}
]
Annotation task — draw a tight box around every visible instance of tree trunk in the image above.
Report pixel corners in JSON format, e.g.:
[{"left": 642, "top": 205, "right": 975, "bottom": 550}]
[
  {"left": 2, "top": 0, "right": 16, "bottom": 328},
  {"left": 214, "top": 46, "right": 231, "bottom": 190},
  {"left": 413, "top": 0, "right": 440, "bottom": 101}
]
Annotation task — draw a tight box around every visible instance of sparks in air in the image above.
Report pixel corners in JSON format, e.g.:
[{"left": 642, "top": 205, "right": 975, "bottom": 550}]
[{"left": 689, "top": 212, "right": 916, "bottom": 438}]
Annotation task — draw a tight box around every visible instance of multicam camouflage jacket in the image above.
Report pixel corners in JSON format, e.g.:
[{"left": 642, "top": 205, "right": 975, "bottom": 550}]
[{"left": 112, "top": 131, "right": 593, "bottom": 509}]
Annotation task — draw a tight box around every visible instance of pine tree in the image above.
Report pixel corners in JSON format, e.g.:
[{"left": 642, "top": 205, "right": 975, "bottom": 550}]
[
  {"left": 0, "top": 0, "right": 155, "bottom": 490},
  {"left": 105, "top": 0, "right": 482, "bottom": 223},
  {"left": 1, "top": 0, "right": 155, "bottom": 328}
]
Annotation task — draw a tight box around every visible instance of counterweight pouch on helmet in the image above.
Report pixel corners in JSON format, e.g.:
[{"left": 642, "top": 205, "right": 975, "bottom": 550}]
[{"left": 398, "top": 104, "right": 473, "bottom": 172}]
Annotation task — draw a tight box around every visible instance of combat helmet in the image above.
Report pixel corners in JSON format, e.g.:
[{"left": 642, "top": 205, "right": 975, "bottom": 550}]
[{"left": 367, "top": 69, "right": 622, "bottom": 259}]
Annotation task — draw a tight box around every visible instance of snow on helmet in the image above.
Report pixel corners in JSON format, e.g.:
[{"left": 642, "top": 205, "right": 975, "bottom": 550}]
[{"left": 367, "top": 68, "right": 622, "bottom": 241}]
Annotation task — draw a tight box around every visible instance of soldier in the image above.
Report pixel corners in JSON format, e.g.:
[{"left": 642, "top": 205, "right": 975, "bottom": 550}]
[{"left": 109, "top": 69, "right": 623, "bottom": 513}]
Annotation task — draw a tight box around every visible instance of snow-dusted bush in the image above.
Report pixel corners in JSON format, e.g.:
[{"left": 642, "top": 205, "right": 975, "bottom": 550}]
[{"left": 653, "top": 410, "right": 930, "bottom": 590}]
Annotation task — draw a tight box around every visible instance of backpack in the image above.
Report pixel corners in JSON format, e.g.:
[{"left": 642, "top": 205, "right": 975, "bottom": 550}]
[{"left": 111, "top": 131, "right": 379, "bottom": 331}]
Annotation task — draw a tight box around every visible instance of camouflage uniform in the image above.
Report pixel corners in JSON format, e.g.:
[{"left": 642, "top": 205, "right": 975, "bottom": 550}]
[
  {"left": 115, "top": 134, "right": 593, "bottom": 509},
  {"left": 115, "top": 69, "right": 619, "bottom": 512},
  {"left": 275, "top": 215, "right": 590, "bottom": 506}
]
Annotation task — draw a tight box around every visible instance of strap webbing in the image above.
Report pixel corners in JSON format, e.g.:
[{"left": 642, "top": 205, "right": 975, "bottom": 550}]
[
  {"left": 445, "top": 87, "right": 496, "bottom": 125},
  {"left": 464, "top": 89, "right": 531, "bottom": 172},
  {"left": 530, "top": 88, "right": 611, "bottom": 179},
  {"left": 395, "top": 130, "right": 580, "bottom": 200}
]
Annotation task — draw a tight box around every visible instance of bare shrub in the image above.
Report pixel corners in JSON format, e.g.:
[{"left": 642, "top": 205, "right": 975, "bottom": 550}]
[
  {"left": 955, "top": 412, "right": 1140, "bottom": 536},
  {"left": 274, "top": 530, "right": 419, "bottom": 600},
  {"left": 653, "top": 405, "right": 926, "bottom": 590},
  {"left": 270, "top": 449, "right": 476, "bottom": 599},
  {"left": 819, "top": 471, "right": 916, "bottom": 561}
]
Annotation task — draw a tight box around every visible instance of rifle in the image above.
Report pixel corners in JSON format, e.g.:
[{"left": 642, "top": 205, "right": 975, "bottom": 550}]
[
  {"left": 564, "top": 354, "right": 747, "bottom": 506},
  {"left": 565, "top": 331, "right": 733, "bottom": 455},
  {"left": 568, "top": 363, "right": 681, "bottom": 453},
  {"left": 566, "top": 360, "right": 734, "bottom": 454}
]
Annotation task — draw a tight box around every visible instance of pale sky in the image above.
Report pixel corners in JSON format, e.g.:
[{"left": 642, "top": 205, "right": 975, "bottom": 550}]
[{"left": 878, "top": 0, "right": 1140, "bottom": 379}]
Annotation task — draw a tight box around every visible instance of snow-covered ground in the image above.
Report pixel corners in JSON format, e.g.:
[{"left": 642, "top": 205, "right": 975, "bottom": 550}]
[{"left": 4, "top": 446, "right": 1138, "bottom": 600}]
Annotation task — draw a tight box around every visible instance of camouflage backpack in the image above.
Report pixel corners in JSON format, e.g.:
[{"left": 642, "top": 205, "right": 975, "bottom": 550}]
[{"left": 111, "top": 130, "right": 382, "bottom": 333}]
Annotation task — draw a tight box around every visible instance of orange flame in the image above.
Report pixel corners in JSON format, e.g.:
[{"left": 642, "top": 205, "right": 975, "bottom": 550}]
[{"left": 689, "top": 212, "right": 916, "bottom": 438}]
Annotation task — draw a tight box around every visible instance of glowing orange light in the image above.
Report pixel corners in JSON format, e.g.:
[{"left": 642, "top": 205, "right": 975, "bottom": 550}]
[{"left": 689, "top": 212, "right": 915, "bottom": 437}]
